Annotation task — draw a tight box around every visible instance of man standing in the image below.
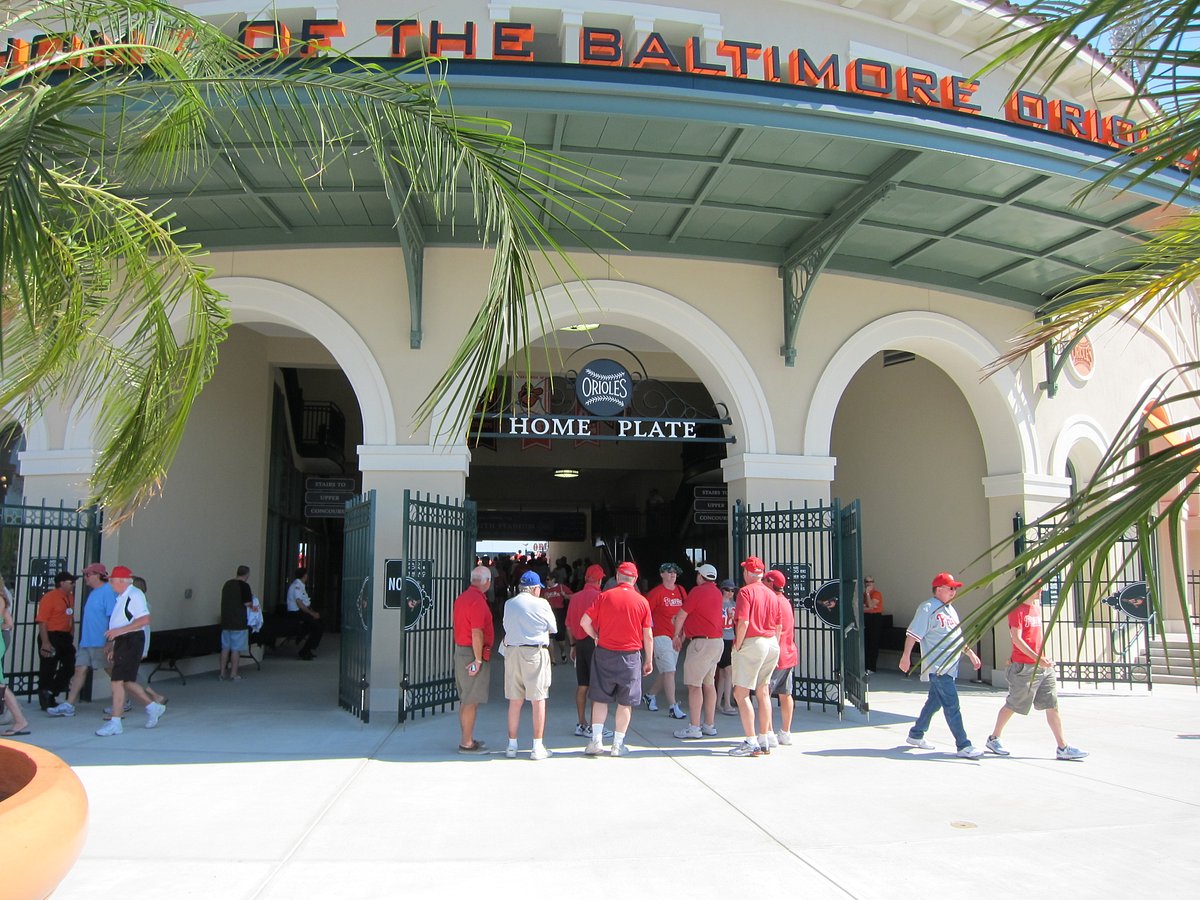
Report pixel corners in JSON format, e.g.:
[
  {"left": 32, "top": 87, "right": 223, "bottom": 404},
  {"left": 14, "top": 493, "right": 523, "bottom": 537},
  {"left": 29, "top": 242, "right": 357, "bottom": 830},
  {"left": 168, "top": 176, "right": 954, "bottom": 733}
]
[
  {"left": 728, "top": 557, "right": 782, "bottom": 757},
  {"left": 36, "top": 571, "right": 78, "bottom": 710},
  {"left": 453, "top": 566, "right": 494, "bottom": 753},
  {"left": 502, "top": 571, "right": 558, "bottom": 760},
  {"left": 219, "top": 565, "right": 254, "bottom": 681},
  {"left": 287, "top": 567, "right": 323, "bottom": 660},
  {"left": 899, "top": 572, "right": 984, "bottom": 758},
  {"left": 765, "top": 570, "right": 797, "bottom": 747},
  {"left": 986, "top": 586, "right": 1088, "bottom": 760},
  {"left": 582, "top": 561, "right": 653, "bottom": 757},
  {"left": 566, "top": 563, "right": 604, "bottom": 737},
  {"left": 672, "top": 563, "right": 724, "bottom": 740},
  {"left": 97, "top": 566, "right": 165, "bottom": 736},
  {"left": 863, "top": 576, "right": 884, "bottom": 673},
  {"left": 49, "top": 563, "right": 114, "bottom": 717},
  {"left": 644, "top": 562, "right": 687, "bottom": 718}
]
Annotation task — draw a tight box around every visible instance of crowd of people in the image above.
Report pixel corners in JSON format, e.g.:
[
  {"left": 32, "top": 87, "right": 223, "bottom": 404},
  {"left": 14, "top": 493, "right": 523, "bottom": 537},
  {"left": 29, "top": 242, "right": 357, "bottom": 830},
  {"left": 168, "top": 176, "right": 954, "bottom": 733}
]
[{"left": 453, "top": 558, "right": 1091, "bottom": 762}]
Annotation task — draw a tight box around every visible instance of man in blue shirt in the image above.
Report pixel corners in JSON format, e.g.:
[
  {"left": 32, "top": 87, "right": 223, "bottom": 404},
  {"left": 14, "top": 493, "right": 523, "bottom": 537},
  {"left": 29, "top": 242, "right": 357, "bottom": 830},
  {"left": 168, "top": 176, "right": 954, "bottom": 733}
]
[{"left": 49, "top": 563, "right": 116, "bottom": 717}]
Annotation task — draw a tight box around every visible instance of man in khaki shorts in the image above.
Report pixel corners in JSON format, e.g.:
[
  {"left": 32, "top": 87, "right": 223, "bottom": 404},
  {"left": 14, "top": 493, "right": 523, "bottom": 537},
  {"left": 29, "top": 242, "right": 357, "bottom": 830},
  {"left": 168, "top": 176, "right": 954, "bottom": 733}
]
[
  {"left": 452, "top": 566, "right": 495, "bottom": 753},
  {"left": 672, "top": 563, "right": 726, "bottom": 739},
  {"left": 502, "top": 570, "right": 558, "bottom": 760},
  {"left": 729, "top": 556, "right": 782, "bottom": 757}
]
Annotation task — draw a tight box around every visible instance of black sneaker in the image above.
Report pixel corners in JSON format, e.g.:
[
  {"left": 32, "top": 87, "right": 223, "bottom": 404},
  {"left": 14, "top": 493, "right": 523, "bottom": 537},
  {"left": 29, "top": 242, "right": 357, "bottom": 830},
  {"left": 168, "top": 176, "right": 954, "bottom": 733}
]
[{"left": 39, "top": 690, "right": 55, "bottom": 710}]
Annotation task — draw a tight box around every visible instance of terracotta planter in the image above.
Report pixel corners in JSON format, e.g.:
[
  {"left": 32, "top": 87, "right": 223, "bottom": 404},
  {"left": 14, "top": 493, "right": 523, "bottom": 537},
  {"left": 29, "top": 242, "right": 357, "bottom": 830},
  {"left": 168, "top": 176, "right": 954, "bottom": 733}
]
[{"left": 0, "top": 740, "right": 89, "bottom": 900}]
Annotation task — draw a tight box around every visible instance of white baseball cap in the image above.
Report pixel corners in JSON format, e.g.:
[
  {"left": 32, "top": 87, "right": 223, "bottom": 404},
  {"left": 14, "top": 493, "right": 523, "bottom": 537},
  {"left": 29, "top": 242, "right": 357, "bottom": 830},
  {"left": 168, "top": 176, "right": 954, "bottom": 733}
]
[{"left": 696, "top": 564, "right": 718, "bottom": 581}]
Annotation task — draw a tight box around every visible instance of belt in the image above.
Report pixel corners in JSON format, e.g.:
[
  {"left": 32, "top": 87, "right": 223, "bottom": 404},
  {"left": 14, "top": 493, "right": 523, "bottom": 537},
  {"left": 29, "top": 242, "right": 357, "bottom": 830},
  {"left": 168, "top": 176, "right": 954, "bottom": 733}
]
[{"left": 510, "top": 644, "right": 548, "bottom": 648}]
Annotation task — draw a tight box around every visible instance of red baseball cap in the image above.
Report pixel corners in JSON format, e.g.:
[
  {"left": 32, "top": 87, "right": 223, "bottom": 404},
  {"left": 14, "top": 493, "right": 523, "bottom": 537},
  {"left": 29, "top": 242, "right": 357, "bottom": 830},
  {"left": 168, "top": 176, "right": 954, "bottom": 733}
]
[
  {"left": 585, "top": 564, "right": 606, "bottom": 582},
  {"left": 82, "top": 562, "right": 108, "bottom": 577},
  {"left": 931, "top": 572, "right": 963, "bottom": 589},
  {"left": 110, "top": 565, "right": 134, "bottom": 579},
  {"left": 617, "top": 561, "right": 638, "bottom": 578},
  {"left": 765, "top": 569, "right": 786, "bottom": 589},
  {"left": 740, "top": 556, "right": 766, "bottom": 575}
]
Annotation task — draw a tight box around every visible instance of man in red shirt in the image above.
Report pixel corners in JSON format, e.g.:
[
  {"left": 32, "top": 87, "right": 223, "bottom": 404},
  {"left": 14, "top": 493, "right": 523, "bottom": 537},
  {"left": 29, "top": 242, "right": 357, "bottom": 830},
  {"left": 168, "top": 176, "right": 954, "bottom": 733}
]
[
  {"left": 566, "top": 564, "right": 604, "bottom": 737},
  {"left": 672, "top": 563, "right": 725, "bottom": 739},
  {"left": 729, "top": 556, "right": 782, "bottom": 757},
  {"left": 765, "top": 570, "right": 798, "bottom": 748},
  {"left": 542, "top": 572, "right": 573, "bottom": 664},
  {"left": 986, "top": 585, "right": 1088, "bottom": 761},
  {"left": 581, "top": 561, "right": 653, "bottom": 757},
  {"left": 452, "top": 566, "right": 495, "bottom": 753},
  {"left": 644, "top": 562, "right": 688, "bottom": 718},
  {"left": 36, "top": 571, "right": 78, "bottom": 710}
]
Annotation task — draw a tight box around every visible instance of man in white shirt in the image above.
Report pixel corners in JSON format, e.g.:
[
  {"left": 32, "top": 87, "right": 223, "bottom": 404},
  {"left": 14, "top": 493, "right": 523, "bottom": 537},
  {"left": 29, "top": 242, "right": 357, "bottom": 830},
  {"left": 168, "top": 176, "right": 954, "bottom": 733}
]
[
  {"left": 287, "top": 567, "right": 324, "bottom": 660},
  {"left": 97, "top": 565, "right": 166, "bottom": 736},
  {"left": 502, "top": 571, "right": 557, "bottom": 760}
]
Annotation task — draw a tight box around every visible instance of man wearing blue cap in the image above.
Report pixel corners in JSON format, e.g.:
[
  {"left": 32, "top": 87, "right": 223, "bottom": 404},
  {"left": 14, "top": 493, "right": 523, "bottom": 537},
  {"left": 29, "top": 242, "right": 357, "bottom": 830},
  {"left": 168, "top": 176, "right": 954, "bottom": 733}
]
[{"left": 502, "top": 570, "right": 558, "bottom": 760}]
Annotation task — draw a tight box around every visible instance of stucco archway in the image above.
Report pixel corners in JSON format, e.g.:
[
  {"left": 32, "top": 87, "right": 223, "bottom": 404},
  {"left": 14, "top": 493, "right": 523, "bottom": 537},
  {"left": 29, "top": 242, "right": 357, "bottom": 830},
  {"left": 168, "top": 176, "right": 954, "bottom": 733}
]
[
  {"left": 805, "top": 311, "right": 1037, "bottom": 476},
  {"left": 430, "top": 279, "right": 775, "bottom": 455}
]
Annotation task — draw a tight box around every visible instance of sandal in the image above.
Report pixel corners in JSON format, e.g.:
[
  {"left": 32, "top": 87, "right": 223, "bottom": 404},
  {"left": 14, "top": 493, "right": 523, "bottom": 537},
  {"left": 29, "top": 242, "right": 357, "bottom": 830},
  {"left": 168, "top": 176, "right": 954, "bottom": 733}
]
[
  {"left": 457, "top": 740, "right": 487, "bottom": 753},
  {"left": 2, "top": 728, "right": 31, "bottom": 736}
]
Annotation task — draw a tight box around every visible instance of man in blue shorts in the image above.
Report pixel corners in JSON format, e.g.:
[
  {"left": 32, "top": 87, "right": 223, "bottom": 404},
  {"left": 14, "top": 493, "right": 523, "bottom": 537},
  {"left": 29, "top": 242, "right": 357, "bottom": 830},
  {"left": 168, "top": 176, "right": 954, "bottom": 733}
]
[{"left": 581, "top": 561, "right": 653, "bottom": 757}]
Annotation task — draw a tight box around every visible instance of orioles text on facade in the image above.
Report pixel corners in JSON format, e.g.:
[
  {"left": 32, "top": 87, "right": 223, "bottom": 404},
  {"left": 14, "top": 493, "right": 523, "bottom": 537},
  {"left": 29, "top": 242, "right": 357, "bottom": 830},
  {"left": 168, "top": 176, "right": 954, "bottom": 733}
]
[{"left": 1, "top": 14, "right": 1160, "bottom": 157}]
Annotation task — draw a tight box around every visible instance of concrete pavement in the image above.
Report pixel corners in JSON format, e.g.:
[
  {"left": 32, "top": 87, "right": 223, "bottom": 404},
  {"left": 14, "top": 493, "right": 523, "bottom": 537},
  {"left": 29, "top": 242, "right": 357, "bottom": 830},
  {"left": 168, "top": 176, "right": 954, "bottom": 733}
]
[{"left": 10, "top": 641, "right": 1200, "bottom": 899}]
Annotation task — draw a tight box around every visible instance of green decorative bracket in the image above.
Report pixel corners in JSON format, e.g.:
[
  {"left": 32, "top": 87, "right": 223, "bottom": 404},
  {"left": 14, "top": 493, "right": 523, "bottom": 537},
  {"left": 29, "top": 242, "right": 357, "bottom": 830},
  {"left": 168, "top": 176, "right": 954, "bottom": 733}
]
[
  {"left": 384, "top": 158, "right": 425, "bottom": 350},
  {"left": 1039, "top": 329, "right": 1089, "bottom": 398},
  {"left": 779, "top": 150, "right": 918, "bottom": 366}
]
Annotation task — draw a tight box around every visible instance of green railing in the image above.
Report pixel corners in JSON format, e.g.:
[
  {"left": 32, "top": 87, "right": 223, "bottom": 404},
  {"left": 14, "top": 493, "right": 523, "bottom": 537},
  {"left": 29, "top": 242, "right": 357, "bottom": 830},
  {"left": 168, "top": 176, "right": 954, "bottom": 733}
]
[{"left": 338, "top": 491, "right": 375, "bottom": 721}]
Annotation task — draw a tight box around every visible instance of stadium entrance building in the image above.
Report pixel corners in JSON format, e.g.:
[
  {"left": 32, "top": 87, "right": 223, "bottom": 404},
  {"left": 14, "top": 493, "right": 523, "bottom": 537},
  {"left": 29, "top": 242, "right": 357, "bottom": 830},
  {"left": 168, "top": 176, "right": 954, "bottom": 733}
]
[{"left": 3, "top": 0, "right": 1195, "bottom": 718}]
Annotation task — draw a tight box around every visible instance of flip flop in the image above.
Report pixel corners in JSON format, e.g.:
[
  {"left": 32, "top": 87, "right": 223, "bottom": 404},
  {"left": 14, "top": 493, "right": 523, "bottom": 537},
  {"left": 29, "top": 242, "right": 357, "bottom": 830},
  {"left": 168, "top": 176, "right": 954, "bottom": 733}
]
[
  {"left": 2, "top": 728, "right": 31, "bottom": 736},
  {"left": 457, "top": 740, "right": 487, "bottom": 753}
]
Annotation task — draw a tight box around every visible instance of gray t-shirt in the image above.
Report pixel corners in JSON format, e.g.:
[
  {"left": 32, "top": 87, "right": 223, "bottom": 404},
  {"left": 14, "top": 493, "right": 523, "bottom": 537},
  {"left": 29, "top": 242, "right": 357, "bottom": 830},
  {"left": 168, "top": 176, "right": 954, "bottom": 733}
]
[
  {"left": 503, "top": 590, "right": 557, "bottom": 646},
  {"left": 906, "top": 597, "right": 965, "bottom": 680}
]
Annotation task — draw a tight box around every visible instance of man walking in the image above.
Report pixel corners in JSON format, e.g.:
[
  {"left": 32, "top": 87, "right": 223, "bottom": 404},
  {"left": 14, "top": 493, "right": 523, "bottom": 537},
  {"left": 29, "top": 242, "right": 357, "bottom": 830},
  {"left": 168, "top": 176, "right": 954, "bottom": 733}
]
[
  {"left": 96, "top": 566, "right": 165, "bottom": 736},
  {"left": 36, "top": 571, "right": 78, "bottom": 710},
  {"left": 672, "top": 563, "right": 724, "bottom": 740},
  {"left": 765, "top": 569, "right": 798, "bottom": 747},
  {"left": 286, "top": 567, "right": 323, "bottom": 660},
  {"left": 453, "top": 566, "right": 494, "bottom": 753},
  {"left": 728, "top": 556, "right": 782, "bottom": 757},
  {"left": 899, "top": 572, "right": 984, "bottom": 758},
  {"left": 582, "top": 561, "right": 653, "bottom": 757},
  {"left": 566, "top": 563, "right": 604, "bottom": 737},
  {"left": 49, "top": 563, "right": 114, "bottom": 717},
  {"left": 502, "top": 571, "right": 558, "bottom": 759},
  {"left": 985, "top": 585, "right": 1088, "bottom": 760},
  {"left": 644, "top": 562, "right": 687, "bottom": 718},
  {"left": 863, "top": 576, "right": 884, "bottom": 673},
  {"left": 219, "top": 565, "right": 254, "bottom": 681}
]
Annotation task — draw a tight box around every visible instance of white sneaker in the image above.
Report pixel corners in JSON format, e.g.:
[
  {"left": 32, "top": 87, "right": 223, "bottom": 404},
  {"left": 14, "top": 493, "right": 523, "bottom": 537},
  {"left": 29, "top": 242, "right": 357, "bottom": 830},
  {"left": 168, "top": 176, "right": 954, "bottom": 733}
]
[
  {"left": 530, "top": 745, "right": 551, "bottom": 760},
  {"left": 505, "top": 745, "right": 517, "bottom": 759},
  {"left": 609, "top": 743, "right": 627, "bottom": 757},
  {"left": 957, "top": 745, "right": 985, "bottom": 759},
  {"left": 766, "top": 732, "right": 779, "bottom": 749},
  {"left": 96, "top": 718, "right": 123, "bottom": 737},
  {"left": 643, "top": 694, "right": 658, "bottom": 712},
  {"left": 674, "top": 724, "right": 703, "bottom": 739},
  {"left": 776, "top": 730, "right": 792, "bottom": 746},
  {"left": 986, "top": 736, "right": 1010, "bottom": 756},
  {"left": 667, "top": 704, "right": 687, "bottom": 719},
  {"left": 584, "top": 741, "right": 604, "bottom": 756},
  {"left": 103, "top": 700, "right": 134, "bottom": 715},
  {"left": 1056, "top": 745, "right": 1088, "bottom": 761},
  {"left": 574, "top": 723, "right": 591, "bottom": 737},
  {"left": 701, "top": 724, "right": 718, "bottom": 736},
  {"left": 906, "top": 736, "right": 935, "bottom": 750},
  {"left": 145, "top": 702, "right": 166, "bottom": 729},
  {"left": 47, "top": 702, "right": 76, "bottom": 717}
]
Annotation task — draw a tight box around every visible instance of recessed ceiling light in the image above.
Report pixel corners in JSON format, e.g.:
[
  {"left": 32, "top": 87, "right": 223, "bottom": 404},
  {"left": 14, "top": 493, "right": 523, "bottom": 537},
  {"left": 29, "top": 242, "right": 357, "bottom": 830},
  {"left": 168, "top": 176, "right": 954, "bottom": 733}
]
[
  {"left": 554, "top": 468, "right": 580, "bottom": 478},
  {"left": 561, "top": 323, "right": 600, "bottom": 333}
]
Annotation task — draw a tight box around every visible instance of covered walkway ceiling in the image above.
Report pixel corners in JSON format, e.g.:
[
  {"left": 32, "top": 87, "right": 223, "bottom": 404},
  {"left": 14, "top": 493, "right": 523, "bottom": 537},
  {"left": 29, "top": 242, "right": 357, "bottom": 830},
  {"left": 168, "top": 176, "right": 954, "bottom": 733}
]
[{"left": 137, "top": 63, "right": 1187, "bottom": 314}]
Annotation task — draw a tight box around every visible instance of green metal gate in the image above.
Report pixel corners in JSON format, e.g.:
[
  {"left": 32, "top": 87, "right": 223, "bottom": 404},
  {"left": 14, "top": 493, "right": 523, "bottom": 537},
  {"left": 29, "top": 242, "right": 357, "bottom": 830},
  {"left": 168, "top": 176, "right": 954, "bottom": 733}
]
[
  {"left": 0, "top": 502, "right": 103, "bottom": 699},
  {"left": 338, "top": 491, "right": 375, "bottom": 721},
  {"left": 733, "top": 498, "right": 867, "bottom": 716},
  {"left": 399, "top": 490, "right": 477, "bottom": 722}
]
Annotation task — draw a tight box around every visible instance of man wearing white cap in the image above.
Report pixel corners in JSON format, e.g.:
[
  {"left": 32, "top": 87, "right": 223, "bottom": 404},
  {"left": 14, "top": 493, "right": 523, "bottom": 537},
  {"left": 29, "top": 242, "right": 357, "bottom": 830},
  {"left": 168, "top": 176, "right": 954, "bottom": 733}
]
[
  {"left": 672, "top": 563, "right": 725, "bottom": 739},
  {"left": 899, "top": 572, "right": 984, "bottom": 758}
]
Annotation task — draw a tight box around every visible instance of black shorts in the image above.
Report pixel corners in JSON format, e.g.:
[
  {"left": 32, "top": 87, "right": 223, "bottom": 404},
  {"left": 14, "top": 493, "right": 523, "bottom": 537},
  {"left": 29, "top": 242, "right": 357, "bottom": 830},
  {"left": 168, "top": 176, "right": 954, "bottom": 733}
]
[
  {"left": 110, "top": 632, "right": 145, "bottom": 682},
  {"left": 553, "top": 607, "right": 568, "bottom": 641},
  {"left": 718, "top": 638, "right": 733, "bottom": 669},
  {"left": 588, "top": 646, "right": 643, "bottom": 706},
  {"left": 574, "top": 636, "right": 595, "bottom": 686}
]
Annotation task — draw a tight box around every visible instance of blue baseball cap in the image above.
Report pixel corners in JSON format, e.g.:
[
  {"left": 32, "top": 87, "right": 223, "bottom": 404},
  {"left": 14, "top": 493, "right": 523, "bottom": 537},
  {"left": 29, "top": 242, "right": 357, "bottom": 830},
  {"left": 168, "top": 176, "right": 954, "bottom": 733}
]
[{"left": 520, "top": 570, "right": 542, "bottom": 587}]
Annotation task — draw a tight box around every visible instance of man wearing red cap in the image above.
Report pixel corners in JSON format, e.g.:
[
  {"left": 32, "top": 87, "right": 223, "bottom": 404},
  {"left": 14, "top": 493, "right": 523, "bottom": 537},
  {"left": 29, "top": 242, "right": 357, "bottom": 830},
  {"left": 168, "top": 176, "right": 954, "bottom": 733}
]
[
  {"left": 97, "top": 566, "right": 165, "bottom": 736},
  {"left": 566, "top": 563, "right": 605, "bottom": 737},
  {"left": 729, "top": 556, "right": 782, "bottom": 757},
  {"left": 899, "top": 572, "right": 984, "bottom": 758},
  {"left": 581, "top": 560, "right": 653, "bottom": 757},
  {"left": 765, "top": 569, "right": 798, "bottom": 747}
]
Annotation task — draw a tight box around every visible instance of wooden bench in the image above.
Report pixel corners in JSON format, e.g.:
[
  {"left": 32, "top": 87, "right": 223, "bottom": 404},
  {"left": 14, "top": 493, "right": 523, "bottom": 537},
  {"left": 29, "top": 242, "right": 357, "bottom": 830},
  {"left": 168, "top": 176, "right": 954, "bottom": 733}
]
[{"left": 144, "top": 624, "right": 261, "bottom": 684}]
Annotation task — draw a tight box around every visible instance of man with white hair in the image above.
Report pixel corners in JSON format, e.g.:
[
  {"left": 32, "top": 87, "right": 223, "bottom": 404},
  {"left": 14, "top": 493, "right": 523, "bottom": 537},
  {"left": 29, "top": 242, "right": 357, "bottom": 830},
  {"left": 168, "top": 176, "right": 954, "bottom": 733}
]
[
  {"left": 502, "top": 570, "right": 558, "bottom": 760},
  {"left": 453, "top": 565, "right": 495, "bottom": 753},
  {"left": 672, "top": 563, "right": 725, "bottom": 740},
  {"left": 96, "top": 566, "right": 165, "bottom": 736},
  {"left": 728, "top": 556, "right": 782, "bottom": 757},
  {"left": 582, "top": 561, "right": 652, "bottom": 757}
]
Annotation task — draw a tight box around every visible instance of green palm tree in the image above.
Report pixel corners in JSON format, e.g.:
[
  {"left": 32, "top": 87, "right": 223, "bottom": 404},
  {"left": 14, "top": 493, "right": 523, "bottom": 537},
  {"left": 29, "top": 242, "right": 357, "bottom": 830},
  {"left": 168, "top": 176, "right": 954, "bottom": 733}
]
[
  {"left": 958, "top": 1, "right": 1200, "bottom": 661},
  {"left": 0, "top": 0, "right": 619, "bottom": 524}
]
